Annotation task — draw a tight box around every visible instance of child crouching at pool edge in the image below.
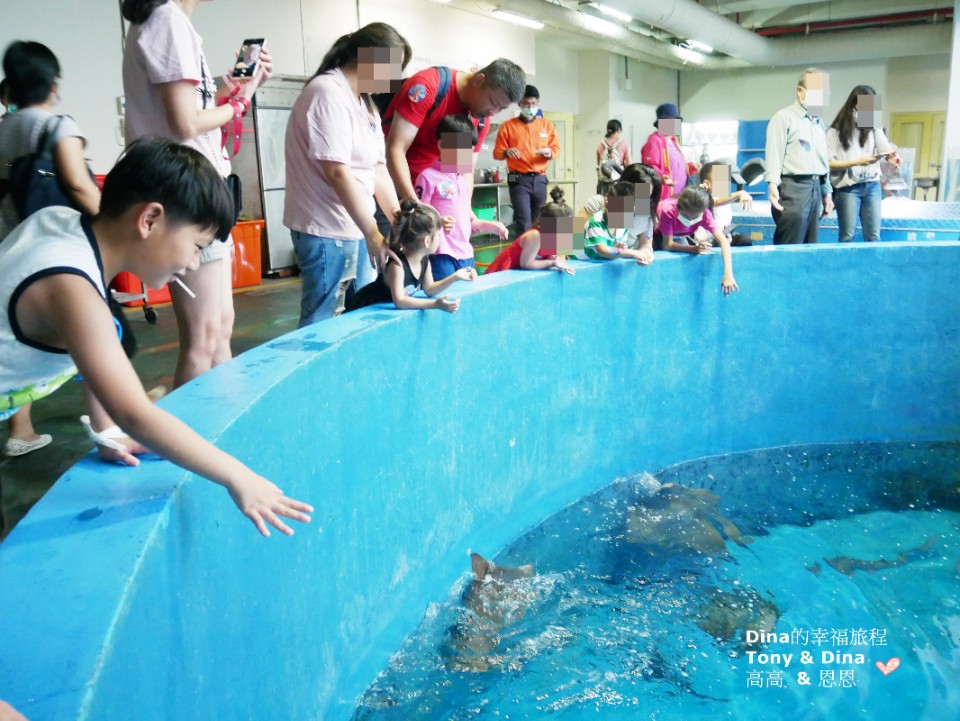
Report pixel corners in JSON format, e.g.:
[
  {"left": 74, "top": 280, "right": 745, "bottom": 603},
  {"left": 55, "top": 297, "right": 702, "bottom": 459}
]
[
  {"left": 0, "top": 138, "right": 313, "bottom": 537},
  {"left": 347, "top": 199, "right": 476, "bottom": 313},
  {"left": 583, "top": 181, "right": 652, "bottom": 265},
  {"left": 657, "top": 185, "right": 739, "bottom": 296},
  {"left": 485, "top": 186, "right": 576, "bottom": 274}
]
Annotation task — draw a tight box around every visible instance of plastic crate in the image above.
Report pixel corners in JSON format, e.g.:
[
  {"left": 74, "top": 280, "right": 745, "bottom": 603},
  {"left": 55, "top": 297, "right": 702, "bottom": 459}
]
[
  {"left": 474, "top": 206, "right": 497, "bottom": 221},
  {"left": 231, "top": 219, "right": 263, "bottom": 289}
]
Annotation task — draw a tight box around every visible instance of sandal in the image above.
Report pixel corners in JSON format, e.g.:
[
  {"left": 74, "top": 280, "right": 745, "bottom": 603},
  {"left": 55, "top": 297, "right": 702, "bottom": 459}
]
[{"left": 3, "top": 434, "right": 53, "bottom": 457}]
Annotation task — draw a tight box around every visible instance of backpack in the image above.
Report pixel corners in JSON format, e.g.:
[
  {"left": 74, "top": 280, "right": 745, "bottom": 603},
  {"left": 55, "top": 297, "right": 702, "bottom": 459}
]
[
  {"left": 376, "top": 66, "right": 487, "bottom": 135},
  {"left": 598, "top": 139, "right": 623, "bottom": 180},
  {"left": 4, "top": 115, "right": 92, "bottom": 220}
]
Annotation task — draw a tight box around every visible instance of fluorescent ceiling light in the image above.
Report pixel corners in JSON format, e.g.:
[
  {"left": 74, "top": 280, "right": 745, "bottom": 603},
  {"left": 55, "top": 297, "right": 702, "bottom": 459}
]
[
  {"left": 580, "top": 13, "right": 620, "bottom": 36},
  {"left": 492, "top": 9, "right": 545, "bottom": 29},
  {"left": 687, "top": 38, "right": 714, "bottom": 53},
  {"left": 673, "top": 46, "right": 705, "bottom": 65},
  {"left": 594, "top": 3, "right": 633, "bottom": 23}
]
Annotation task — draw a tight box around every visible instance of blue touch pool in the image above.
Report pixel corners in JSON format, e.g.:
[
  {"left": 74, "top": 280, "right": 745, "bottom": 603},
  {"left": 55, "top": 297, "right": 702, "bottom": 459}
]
[
  {"left": 352, "top": 441, "right": 960, "bottom": 721},
  {"left": 0, "top": 243, "right": 958, "bottom": 720}
]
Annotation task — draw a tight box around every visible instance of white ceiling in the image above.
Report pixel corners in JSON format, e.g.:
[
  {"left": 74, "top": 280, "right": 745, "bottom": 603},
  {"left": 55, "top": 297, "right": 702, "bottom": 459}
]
[{"left": 523, "top": 0, "right": 954, "bottom": 65}]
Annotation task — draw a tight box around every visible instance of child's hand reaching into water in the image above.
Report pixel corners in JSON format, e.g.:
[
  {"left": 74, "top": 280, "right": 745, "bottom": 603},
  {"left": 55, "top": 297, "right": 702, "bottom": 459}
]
[
  {"left": 453, "top": 267, "right": 478, "bottom": 282},
  {"left": 551, "top": 256, "right": 575, "bottom": 275},
  {"left": 226, "top": 472, "right": 314, "bottom": 538},
  {"left": 434, "top": 296, "right": 461, "bottom": 313},
  {"left": 722, "top": 274, "right": 739, "bottom": 296}
]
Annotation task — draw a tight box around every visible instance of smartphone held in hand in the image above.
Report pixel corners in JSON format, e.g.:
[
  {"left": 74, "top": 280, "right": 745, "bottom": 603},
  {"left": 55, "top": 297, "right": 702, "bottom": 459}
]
[{"left": 232, "top": 38, "right": 265, "bottom": 79}]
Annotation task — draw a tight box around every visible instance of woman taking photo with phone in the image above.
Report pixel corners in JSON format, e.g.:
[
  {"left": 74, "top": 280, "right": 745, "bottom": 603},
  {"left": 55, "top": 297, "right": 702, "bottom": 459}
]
[
  {"left": 121, "top": 0, "right": 271, "bottom": 387},
  {"left": 283, "top": 23, "right": 409, "bottom": 325},
  {"left": 827, "top": 85, "right": 900, "bottom": 242}
]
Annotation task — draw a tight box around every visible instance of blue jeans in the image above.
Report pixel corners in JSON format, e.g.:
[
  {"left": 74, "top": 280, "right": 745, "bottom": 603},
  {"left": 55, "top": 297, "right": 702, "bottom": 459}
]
[
  {"left": 291, "top": 231, "right": 363, "bottom": 327},
  {"left": 834, "top": 181, "right": 881, "bottom": 242},
  {"left": 430, "top": 254, "right": 475, "bottom": 281}
]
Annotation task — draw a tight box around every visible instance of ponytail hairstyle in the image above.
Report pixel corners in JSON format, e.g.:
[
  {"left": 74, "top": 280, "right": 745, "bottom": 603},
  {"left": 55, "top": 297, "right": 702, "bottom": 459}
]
[
  {"left": 676, "top": 186, "right": 711, "bottom": 217},
  {"left": 390, "top": 199, "right": 441, "bottom": 254},
  {"left": 605, "top": 119, "right": 622, "bottom": 139},
  {"left": 312, "top": 22, "right": 411, "bottom": 111},
  {"left": 618, "top": 163, "right": 662, "bottom": 219},
  {"left": 121, "top": 0, "right": 167, "bottom": 24},
  {"left": 534, "top": 186, "right": 574, "bottom": 225}
]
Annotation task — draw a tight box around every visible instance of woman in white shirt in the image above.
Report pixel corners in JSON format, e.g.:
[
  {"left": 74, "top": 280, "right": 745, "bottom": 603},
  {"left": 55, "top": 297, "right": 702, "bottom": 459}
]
[
  {"left": 827, "top": 85, "right": 900, "bottom": 242},
  {"left": 122, "top": 0, "right": 271, "bottom": 387},
  {"left": 284, "top": 23, "right": 409, "bottom": 325}
]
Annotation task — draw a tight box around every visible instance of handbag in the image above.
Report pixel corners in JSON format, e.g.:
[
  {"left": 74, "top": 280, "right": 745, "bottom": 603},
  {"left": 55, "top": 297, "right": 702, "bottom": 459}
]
[
  {"left": 225, "top": 172, "right": 242, "bottom": 224},
  {"left": 7, "top": 115, "right": 93, "bottom": 220}
]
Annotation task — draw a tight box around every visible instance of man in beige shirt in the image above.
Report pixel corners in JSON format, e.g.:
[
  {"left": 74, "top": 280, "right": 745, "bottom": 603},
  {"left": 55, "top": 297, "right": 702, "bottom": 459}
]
[{"left": 765, "top": 69, "right": 835, "bottom": 244}]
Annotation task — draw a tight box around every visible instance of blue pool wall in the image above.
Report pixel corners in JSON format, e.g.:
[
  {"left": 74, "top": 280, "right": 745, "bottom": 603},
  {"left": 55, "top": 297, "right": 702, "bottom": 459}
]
[{"left": 1, "top": 242, "right": 959, "bottom": 720}]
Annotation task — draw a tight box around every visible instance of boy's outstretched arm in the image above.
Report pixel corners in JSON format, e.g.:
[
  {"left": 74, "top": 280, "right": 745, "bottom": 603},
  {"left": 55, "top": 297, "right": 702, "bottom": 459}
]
[{"left": 39, "top": 275, "right": 313, "bottom": 537}]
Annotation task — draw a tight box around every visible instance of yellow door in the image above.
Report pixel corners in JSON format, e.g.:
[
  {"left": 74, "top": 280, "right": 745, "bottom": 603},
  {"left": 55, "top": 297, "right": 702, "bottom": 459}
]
[
  {"left": 891, "top": 112, "right": 943, "bottom": 199},
  {"left": 543, "top": 112, "right": 578, "bottom": 208}
]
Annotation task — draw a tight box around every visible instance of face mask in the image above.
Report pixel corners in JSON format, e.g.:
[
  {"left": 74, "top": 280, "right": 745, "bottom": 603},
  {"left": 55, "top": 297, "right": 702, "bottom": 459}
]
[
  {"left": 520, "top": 107, "right": 535, "bottom": 119},
  {"left": 678, "top": 213, "right": 703, "bottom": 227}
]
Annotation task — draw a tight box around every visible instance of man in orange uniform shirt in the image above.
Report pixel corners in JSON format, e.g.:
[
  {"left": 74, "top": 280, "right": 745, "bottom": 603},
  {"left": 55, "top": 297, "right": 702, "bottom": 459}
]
[{"left": 493, "top": 85, "right": 560, "bottom": 236}]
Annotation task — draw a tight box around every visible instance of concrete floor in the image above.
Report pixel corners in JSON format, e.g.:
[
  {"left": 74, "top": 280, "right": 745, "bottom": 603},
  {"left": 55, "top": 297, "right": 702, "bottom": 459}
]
[{"left": 0, "top": 278, "right": 302, "bottom": 538}]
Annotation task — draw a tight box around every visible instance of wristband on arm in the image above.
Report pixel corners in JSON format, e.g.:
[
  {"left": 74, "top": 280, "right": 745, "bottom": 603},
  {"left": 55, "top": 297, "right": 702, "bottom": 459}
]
[{"left": 80, "top": 415, "right": 128, "bottom": 452}]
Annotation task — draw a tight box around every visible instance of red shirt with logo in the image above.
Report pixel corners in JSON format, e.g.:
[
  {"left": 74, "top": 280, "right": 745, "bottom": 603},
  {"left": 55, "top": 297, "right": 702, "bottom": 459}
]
[{"left": 383, "top": 67, "right": 490, "bottom": 185}]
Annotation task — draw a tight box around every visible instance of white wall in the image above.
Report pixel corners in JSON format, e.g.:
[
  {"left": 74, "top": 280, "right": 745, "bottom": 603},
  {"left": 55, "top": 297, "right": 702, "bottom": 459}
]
[
  {"left": 1, "top": 1, "right": 128, "bottom": 172},
  {"left": 611, "top": 57, "right": 678, "bottom": 161},
  {"left": 533, "top": 41, "right": 579, "bottom": 116},
  {"left": 680, "top": 60, "right": 888, "bottom": 126},
  {"left": 887, "top": 55, "right": 951, "bottom": 116},
  {"left": 360, "top": 0, "right": 534, "bottom": 75}
]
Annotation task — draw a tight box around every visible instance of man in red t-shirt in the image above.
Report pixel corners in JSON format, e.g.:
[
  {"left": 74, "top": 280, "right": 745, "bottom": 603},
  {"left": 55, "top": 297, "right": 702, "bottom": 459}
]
[{"left": 382, "top": 58, "right": 525, "bottom": 202}]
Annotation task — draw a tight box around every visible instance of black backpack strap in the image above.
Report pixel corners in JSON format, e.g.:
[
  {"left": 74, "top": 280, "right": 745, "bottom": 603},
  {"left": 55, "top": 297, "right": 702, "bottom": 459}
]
[
  {"left": 430, "top": 66, "right": 451, "bottom": 114},
  {"left": 35, "top": 115, "right": 64, "bottom": 157}
]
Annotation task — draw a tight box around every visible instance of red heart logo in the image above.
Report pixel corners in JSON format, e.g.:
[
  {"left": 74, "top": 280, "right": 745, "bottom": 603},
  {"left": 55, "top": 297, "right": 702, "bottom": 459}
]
[{"left": 876, "top": 658, "right": 901, "bottom": 676}]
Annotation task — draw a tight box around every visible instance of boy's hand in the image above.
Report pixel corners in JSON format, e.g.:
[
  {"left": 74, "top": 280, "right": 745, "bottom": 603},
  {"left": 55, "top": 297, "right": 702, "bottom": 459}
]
[
  {"left": 454, "top": 267, "right": 478, "bottom": 281},
  {"left": 736, "top": 191, "right": 753, "bottom": 209},
  {"left": 227, "top": 474, "right": 313, "bottom": 538},
  {"left": 722, "top": 274, "right": 740, "bottom": 295},
  {"left": 97, "top": 435, "right": 150, "bottom": 467},
  {"left": 434, "top": 296, "right": 461, "bottom": 313}
]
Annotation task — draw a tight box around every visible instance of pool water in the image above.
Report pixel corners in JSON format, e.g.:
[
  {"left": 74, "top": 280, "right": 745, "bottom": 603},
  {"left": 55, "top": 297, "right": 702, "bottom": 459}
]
[{"left": 352, "top": 443, "right": 960, "bottom": 721}]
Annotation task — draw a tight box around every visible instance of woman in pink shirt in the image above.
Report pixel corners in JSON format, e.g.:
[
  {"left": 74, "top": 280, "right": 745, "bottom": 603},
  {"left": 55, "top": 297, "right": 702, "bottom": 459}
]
[
  {"left": 656, "top": 186, "right": 739, "bottom": 295},
  {"left": 641, "top": 103, "right": 700, "bottom": 201},
  {"left": 284, "top": 23, "right": 410, "bottom": 325},
  {"left": 122, "top": 0, "right": 271, "bottom": 387}
]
